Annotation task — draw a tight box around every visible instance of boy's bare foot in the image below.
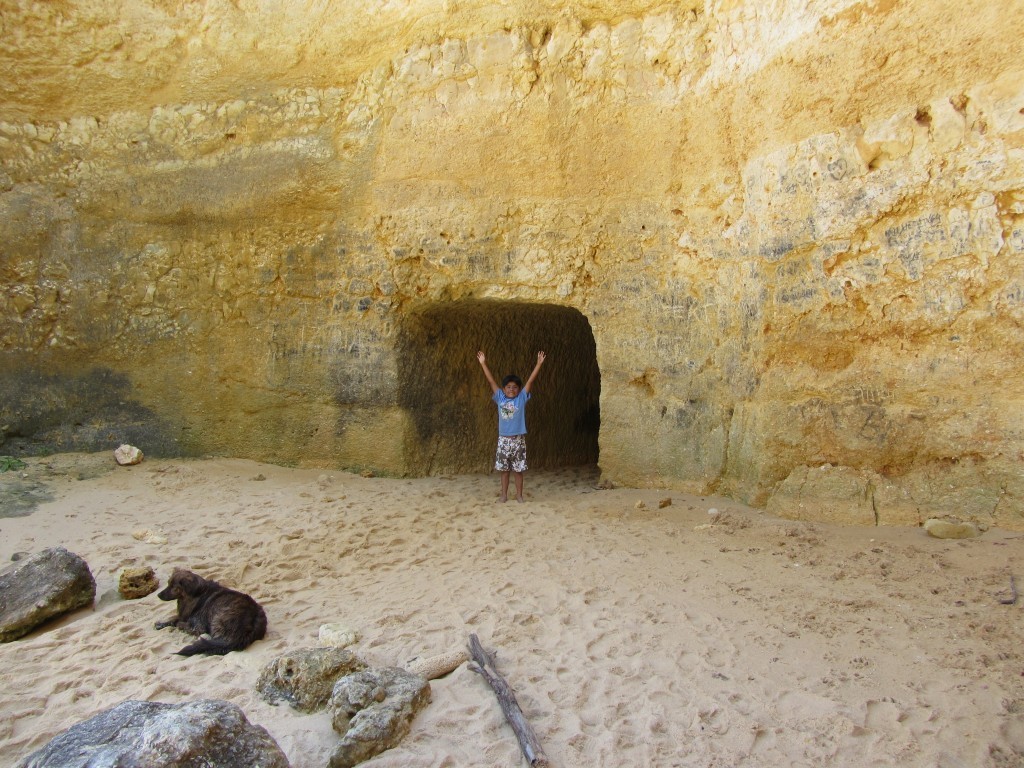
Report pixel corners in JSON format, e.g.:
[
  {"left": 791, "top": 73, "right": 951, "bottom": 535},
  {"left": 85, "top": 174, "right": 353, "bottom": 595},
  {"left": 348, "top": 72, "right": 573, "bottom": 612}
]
[
  {"left": 498, "top": 495, "right": 507, "bottom": 503},
  {"left": 516, "top": 495, "right": 524, "bottom": 503}
]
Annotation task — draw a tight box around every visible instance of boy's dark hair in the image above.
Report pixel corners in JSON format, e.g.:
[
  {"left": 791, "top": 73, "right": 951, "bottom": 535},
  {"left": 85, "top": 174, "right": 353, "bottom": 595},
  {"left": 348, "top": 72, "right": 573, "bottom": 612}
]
[{"left": 501, "top": 374, "right": 523, "bottom": 388}]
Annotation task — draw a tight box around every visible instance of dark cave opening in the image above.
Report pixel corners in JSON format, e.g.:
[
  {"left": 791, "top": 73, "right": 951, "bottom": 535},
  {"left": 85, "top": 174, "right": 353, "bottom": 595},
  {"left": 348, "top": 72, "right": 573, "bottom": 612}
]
[{"left": 397, "top": 300, "right": 601, "bottom": 475}]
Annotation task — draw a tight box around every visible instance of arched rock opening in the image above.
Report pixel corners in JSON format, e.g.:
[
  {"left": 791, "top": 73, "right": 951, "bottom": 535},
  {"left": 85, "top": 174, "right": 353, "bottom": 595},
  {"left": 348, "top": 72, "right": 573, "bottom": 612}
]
[{"left": 397, "top": 300, "right": 600, "bottom": 476}]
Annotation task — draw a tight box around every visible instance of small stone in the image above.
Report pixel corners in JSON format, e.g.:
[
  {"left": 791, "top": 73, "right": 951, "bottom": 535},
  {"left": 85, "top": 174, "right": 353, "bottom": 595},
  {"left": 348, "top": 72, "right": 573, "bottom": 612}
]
[
  {"left": 252, "top": 473, "right": 266, "bottom": 481},
  {"left": 319, "top": 623, "right": 360, "bottom": 648},
  {"left": 658, "top": 497, "right": 672, "bottom": 508},
  {"left": 707, "top": 507, "right": 720, "bottom": 516},
  {"left": 131, "top": 529, "right": 168, "bottom": 545},
  {"left": 113, "top": 444, "right": 144, "bottom": 466},
  {"left": 118, "top": 566, "right": 159, "bottom": 599},
  {"left": 924, "top": 518, "right": 982, "bottom": 539},
  {"left": 635, "top": 500, "right": 646, "bottom": 510}
]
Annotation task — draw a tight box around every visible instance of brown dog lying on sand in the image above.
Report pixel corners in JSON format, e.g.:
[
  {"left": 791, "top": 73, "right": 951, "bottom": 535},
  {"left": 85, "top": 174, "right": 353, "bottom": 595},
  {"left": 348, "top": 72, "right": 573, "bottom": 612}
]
[{"left": 155, "top": 568, "right": 267, "bottom": 656}]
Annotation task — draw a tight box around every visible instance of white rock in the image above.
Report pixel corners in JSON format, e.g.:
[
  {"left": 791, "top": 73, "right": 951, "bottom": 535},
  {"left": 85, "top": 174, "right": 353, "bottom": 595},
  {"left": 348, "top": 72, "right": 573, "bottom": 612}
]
[
  {"left": 131, "top": 528, "right": 168, "bottom": 545},
  {"left": 318, "top": 623, "right": 360, "bottom": 647},
  {"left": 114, "top": 444, "right": 144, "bottom": 466}
]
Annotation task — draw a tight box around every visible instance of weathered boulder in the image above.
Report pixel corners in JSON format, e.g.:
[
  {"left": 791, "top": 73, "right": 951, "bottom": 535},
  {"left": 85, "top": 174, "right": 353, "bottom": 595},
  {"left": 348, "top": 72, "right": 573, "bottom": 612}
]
[
  {"left": 256, "top": 647, "right": 367, "bottom": 713},
  {"left": 118, "top": 566, "right": 159, "bottom": 599},
  {"left": 0, "top": 547, "right": 96, "bottom": 642},
  {"left": 15, "top": 699, "right": 290, "bottom": 768},
  {"left": 329, "top": 667, "right": 431, "bottom": 768}
]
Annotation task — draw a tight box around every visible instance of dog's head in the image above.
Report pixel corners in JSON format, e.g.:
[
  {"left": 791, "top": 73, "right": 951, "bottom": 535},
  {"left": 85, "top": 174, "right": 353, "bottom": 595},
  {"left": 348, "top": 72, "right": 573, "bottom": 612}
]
[{"left": 157, "top": 568, "right": 206, "bottom": 601}]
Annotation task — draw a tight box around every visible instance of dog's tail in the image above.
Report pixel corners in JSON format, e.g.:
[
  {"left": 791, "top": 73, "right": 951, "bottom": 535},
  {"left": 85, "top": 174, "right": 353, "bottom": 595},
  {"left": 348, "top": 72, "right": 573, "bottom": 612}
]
[{"left": 175, "top": 636, "right": 237, "bottom": 657}]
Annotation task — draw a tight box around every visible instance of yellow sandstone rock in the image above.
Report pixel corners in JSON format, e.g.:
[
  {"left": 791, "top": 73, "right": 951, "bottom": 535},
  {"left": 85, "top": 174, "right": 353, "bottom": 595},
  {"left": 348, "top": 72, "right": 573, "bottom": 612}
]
[
  {"left": 118, "top": 567, "right": 159, "bottom": 600},
  {"left": 1, "top": 1, "right": 1022, "bottom": 528},
  {"left": 923, "top": 518, "right": 983, "bottom": 540}
]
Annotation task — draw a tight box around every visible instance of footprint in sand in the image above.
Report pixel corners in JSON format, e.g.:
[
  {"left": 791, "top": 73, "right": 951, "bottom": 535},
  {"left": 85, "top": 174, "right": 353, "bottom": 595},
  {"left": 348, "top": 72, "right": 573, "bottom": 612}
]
[
  {"left": 750, "top": 724, "right": 779, "bottom": 755},
  {"left": 863, "top": 698, "right": 906, "bottom": 730}
]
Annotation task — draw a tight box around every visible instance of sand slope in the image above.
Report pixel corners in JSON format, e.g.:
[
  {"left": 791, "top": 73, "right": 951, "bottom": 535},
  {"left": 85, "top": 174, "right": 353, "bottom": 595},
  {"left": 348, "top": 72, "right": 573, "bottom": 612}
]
[{"left": 1, "top": 453, "right": 1022, "bottom": 767}]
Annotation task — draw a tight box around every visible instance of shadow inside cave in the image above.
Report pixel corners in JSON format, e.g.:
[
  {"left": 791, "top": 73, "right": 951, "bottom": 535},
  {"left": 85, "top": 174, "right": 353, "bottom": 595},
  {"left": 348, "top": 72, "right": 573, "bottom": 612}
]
[{"left": 397, "top": 300, "right": 601, "bottom": 476}]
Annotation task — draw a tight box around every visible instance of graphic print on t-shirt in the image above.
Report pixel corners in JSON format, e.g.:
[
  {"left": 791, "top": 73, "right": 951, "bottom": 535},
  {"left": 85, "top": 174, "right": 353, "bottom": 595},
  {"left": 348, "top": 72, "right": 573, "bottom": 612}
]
[{"left": 499, "top": 400, "right": 518, "bottom": 421}]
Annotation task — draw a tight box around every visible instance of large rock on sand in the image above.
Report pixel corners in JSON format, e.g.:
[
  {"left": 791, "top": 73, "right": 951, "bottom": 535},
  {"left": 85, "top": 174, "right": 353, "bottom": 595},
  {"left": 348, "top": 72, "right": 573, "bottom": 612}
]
[
  {"left": 329, "top": 667, "right": 431, "bottom": 768},
  {"left": 257, "top": 646, "right": 367, "bottom": 713},
  {"left": 16, "top": 699, "right": 290, "bottom": 768},
  {"left": 0, "top": 547, "right": 96, "bottom": 642}
]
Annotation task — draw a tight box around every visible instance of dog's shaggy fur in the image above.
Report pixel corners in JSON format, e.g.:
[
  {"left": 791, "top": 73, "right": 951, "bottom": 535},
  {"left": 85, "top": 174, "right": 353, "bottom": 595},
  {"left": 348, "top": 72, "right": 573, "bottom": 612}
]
[{"left": 155, "top": 568, "right": 267, "bottom": 656}]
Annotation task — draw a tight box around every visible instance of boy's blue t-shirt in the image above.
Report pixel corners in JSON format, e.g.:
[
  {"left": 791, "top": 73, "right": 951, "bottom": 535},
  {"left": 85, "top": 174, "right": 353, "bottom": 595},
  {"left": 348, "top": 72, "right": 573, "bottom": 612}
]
[{"left": 492, "top": 390, "right": 531, "bottom": 436}]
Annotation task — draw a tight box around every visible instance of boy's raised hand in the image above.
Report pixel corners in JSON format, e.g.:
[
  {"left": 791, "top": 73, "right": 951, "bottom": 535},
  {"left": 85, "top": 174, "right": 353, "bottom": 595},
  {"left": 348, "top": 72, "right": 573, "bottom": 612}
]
[
  {"left": 477, "top": 350, "right": 499, "bottom": 392},
  {"left": 524, "top": 351, "right": 546, "bottom": 393}
]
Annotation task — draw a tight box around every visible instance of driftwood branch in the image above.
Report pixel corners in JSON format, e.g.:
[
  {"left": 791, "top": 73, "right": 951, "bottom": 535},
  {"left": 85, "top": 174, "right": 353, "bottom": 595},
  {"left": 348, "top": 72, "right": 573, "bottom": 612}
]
[{"left": 468, "top": 633, "right": 549, "bottom": 767}]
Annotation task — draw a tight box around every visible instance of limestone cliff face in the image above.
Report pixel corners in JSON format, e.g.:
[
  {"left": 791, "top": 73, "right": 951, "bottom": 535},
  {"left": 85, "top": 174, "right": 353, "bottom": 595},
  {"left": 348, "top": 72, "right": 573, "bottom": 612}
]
[{"left": 1, "top": 0, "right": 1022, "bottom": 528}]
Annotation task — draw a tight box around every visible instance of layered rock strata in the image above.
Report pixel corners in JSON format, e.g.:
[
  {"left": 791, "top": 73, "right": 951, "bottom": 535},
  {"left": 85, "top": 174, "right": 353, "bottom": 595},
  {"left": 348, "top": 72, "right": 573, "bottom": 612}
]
[{"left": 1, "top": 1, "right": 1021, "bottom": 527}]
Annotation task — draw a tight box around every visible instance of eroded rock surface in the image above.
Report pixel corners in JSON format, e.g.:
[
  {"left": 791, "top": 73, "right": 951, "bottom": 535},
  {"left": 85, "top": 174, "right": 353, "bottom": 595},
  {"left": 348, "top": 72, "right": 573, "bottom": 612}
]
[
  {"left": 1, "top": 1, "right": 1022, "bottom": 527},
  {"left": 15, "top": 699, "right": 290, "bottom": 768},
  {"left": 118, "top": 566, "right": 159, "bottom": 599},
  {"left": 329, "top": 667, "right": 431, "bottom": 768},
  {"left": 0, "top": 547, "right": 95, "bottom": 642},
  {"left": 257, "top": 647, "right": 367, "bottom": 713}
]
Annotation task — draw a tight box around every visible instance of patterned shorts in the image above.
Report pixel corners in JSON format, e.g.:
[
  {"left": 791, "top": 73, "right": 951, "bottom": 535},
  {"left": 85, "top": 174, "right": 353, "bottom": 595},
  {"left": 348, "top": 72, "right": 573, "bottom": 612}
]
[{"left": 495, "top": 434, "right": 528, "bottom": 473}]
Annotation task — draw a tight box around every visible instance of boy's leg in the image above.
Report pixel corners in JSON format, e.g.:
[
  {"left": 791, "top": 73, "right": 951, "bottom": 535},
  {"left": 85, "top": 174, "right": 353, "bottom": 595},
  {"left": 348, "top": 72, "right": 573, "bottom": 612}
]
[
  {"left": 499, "top": 471, "right": 510, "bottom": 502},
  {"left": 510, "top": 434, "right": 527, "bottom": 502},
  {"left": 495, "top": 436, "right": 510, "bottom": 502}
]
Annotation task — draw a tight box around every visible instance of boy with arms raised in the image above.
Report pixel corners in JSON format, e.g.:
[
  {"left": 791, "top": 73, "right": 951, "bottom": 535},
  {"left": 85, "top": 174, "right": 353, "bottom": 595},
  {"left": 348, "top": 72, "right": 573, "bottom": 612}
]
[{"left": 476, "top": 350, "right": 546, "bottom": 503}]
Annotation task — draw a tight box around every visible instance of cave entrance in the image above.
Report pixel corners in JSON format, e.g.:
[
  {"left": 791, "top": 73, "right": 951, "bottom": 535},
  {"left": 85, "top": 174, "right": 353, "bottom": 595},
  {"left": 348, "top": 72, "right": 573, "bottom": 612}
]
[{"left": 397, "top": 300, "right": 601, "bottom": 476}]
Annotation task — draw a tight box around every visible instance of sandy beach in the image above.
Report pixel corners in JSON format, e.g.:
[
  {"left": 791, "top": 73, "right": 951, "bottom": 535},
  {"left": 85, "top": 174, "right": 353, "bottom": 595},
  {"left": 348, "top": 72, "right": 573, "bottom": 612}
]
[{"left": 1, "top": 452, "right": 1022, "bottom": 767}]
